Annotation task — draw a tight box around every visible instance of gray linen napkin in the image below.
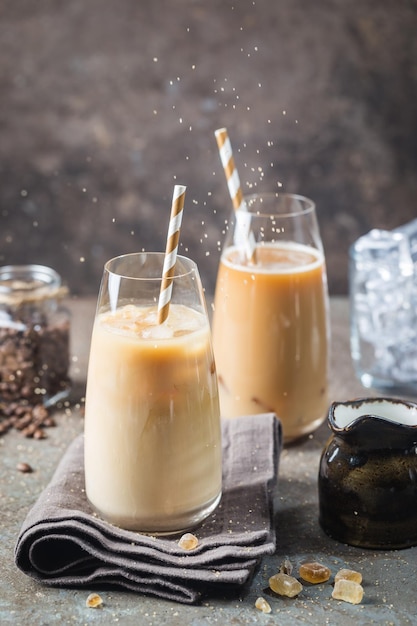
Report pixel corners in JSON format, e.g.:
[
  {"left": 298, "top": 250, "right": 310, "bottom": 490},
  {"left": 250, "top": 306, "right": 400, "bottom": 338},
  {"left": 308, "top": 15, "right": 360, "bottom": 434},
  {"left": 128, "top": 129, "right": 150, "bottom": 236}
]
[{"left": 15, "top": 413, "right": 281, "bottom": 604}]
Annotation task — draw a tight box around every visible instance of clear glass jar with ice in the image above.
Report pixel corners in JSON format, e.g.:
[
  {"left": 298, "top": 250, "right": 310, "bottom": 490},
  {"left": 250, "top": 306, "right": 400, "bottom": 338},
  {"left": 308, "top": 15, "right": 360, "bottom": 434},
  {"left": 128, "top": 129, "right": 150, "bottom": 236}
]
[{"left": 349, "top": 227, "right": 416, "bottom": 393}]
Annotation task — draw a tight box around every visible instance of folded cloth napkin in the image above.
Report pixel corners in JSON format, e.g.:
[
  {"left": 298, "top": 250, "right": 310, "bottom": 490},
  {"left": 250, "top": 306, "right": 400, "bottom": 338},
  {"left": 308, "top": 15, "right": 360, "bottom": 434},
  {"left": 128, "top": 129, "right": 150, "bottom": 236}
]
[{"left": 15, "top": 413, "right": 281, "bottom": 604}]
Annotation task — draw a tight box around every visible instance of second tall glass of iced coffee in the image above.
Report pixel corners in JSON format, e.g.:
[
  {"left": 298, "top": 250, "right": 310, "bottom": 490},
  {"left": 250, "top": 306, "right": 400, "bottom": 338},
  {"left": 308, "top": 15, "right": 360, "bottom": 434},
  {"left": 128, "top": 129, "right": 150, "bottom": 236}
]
[{"left": 212, "top": 193, "right": 330, "bottom": 443}]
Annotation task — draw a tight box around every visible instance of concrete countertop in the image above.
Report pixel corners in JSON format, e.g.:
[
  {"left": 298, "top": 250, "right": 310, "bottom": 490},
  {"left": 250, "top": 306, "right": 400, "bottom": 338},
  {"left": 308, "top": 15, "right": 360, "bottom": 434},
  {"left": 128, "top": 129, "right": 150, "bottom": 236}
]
[{"left": 1, "top": 297, "right": 415, "bottom": 625}]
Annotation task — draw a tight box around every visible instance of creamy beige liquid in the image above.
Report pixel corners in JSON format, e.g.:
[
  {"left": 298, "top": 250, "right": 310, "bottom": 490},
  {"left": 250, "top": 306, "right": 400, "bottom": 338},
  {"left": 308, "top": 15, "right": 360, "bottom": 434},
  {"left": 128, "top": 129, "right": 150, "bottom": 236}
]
[
  {"left": 84, "top": 303, "right": 222, "bottom": 533},
  {"left": 212, "top": 242, "right": 329, "bottom": 442}
]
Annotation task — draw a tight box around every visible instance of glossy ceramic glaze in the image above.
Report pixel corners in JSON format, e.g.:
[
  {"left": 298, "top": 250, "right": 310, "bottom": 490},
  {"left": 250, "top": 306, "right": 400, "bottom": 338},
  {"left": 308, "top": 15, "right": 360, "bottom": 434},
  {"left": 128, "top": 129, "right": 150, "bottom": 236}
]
[{"left": 318, "top": 397, "right": 417, "bottom": 549}]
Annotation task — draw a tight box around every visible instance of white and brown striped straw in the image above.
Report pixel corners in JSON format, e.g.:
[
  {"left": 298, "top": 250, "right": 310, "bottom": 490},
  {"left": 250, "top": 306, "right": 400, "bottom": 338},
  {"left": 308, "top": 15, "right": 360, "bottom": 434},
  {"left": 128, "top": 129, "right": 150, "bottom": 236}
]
[
  {"left": 157, "top": 184, "right": 186, "bottom": 324},
  {"left": 215, "top": 127, "right": 245, "bottom": 212},
  {"left": 214, "top": 127, "right": 257, "bottom": 262}
]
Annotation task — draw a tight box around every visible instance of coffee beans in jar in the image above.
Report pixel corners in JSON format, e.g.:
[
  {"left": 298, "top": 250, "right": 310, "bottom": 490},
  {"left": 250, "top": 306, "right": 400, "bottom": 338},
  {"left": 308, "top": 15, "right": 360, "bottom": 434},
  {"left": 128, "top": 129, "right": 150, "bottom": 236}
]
[{"left": 0, "top": 265, "right": 71, "bottom": 437}]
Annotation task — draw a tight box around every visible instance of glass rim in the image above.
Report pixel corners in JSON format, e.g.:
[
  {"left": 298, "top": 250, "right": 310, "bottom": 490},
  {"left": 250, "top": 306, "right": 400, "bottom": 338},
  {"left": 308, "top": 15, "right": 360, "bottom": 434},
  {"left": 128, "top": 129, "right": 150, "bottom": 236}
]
[
  {"left": 0, "top": 264, "right": 62, "bottom": 294},
  {"left": 104, "top": 251, "right": 198, "bottom": 281},
  {"left": 349, "top": 229, "right": 408, "bottom": 259},
  {"left": 241, "top": 192, "right": 316, "bottom": 219}
]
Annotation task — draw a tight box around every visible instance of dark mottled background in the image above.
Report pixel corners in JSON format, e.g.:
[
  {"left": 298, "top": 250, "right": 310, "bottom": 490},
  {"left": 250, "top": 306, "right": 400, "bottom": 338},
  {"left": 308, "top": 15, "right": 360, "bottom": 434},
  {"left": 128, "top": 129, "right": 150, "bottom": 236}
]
[{"left": 1, "top": 0, "right": 416, "bottom": 296}]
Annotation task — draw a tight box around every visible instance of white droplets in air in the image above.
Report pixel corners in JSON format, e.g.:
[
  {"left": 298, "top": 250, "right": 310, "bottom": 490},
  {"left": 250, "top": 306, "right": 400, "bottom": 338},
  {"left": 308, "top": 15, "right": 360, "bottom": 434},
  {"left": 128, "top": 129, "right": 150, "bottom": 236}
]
[{"left": 240, "top": 43, "right": 260, "bottom": 58}]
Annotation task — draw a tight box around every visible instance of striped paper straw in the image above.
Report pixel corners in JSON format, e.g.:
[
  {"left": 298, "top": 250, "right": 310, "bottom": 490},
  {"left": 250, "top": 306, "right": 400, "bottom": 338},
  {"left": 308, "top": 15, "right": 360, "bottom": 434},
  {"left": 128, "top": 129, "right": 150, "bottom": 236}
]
[
  {"left": 215, "top": 127, "right": 245, "bottom": 212},
  {"left": 157, "top": 184, "right": 186, "bottom": 324},
  {"left": 214, "top": 127, "right": 257, "bottom": 262}
]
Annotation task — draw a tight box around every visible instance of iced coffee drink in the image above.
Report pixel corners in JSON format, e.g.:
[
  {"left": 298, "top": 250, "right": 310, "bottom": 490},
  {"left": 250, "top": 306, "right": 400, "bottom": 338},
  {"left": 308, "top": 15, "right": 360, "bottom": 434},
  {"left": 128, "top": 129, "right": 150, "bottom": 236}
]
[
  {"left": 84, "top": 253, "right": 222, "bottom": 534},
  {"left": 212, "top": 194, "right": 330, "bottom": 442}
]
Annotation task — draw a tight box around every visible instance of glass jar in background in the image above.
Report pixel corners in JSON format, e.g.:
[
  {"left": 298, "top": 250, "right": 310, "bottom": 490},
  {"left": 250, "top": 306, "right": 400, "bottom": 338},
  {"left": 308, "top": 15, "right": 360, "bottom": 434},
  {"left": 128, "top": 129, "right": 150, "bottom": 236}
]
[
  {"left": 349, "top": 229, "right": 416, "bottom": 393},
  {"left": 0, "top": 264, "right": 71, "bottom": 410}
]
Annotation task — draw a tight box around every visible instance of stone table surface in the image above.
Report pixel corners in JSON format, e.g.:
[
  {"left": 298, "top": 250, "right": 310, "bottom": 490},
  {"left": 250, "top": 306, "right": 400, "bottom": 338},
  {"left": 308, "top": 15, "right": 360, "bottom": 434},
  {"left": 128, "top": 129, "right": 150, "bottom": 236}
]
[{"left": 0, "top": 297, "right": 415, "bottom": 625}]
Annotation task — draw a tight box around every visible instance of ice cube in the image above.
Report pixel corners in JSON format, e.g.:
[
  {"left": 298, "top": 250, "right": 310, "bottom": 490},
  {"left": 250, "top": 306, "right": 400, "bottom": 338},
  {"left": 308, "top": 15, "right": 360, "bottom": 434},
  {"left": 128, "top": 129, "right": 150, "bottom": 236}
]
[
  {"left": 144, "top": 322, "right": 174, "bottom": 340},
  {"left": 394, "top": 218, "right": 417, "bottom": 263},
  {"left": 352, "top": 229, "right": 413, "bottom": 277}
]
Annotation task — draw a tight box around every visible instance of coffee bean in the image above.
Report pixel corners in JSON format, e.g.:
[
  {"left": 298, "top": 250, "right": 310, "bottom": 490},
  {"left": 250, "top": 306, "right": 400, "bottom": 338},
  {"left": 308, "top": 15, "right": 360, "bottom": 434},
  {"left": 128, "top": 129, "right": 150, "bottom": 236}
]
[{"left": 16, "top": 462, "right": 33, "bottom": 473}]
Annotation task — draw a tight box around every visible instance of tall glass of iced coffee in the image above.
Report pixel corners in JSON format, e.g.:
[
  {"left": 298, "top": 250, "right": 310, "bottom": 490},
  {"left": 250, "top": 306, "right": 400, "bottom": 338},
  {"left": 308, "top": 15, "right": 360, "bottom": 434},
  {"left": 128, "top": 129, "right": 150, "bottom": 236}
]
[
  {"left": 212, "top": 193, "right": 330, "bottom": 443},
  {"left": 84, "top": 252, "right": 222, "bottom": 534}
]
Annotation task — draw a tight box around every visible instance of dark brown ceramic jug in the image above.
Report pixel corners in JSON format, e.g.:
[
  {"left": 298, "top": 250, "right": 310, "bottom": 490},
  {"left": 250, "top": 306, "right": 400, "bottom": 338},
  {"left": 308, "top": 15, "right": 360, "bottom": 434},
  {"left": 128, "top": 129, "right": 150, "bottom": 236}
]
[{"left": 318, "top": 397, "right": 417, "bottom": 549}]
